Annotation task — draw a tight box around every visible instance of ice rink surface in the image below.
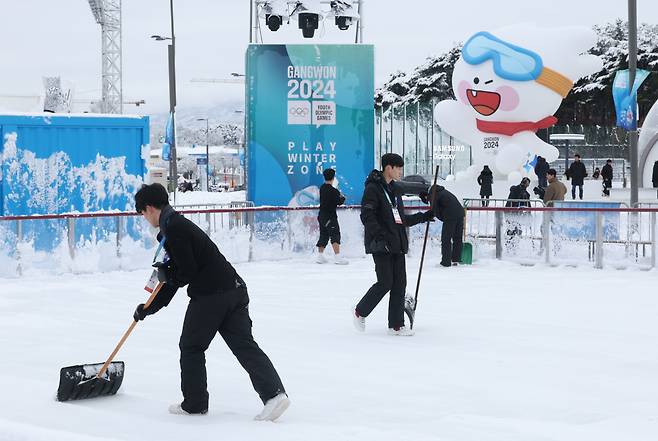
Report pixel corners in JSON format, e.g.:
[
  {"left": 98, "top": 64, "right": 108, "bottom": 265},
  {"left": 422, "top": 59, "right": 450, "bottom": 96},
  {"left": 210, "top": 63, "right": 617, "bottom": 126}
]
[{"left": 1, "top": 256, "right": 657, "bottom": 441}]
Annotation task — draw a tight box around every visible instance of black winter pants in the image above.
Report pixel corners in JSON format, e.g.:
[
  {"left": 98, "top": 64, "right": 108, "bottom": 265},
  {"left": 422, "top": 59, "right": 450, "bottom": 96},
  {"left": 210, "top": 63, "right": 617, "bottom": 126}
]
[
  {"left": 356, "top": 253, "right": 407, "bottom": 329},
  {"left": 441, "top": 217, "right": 464, "bottom": 266},
  {"left": 179, "top": 286, "right": 285, "bottom": 413}
]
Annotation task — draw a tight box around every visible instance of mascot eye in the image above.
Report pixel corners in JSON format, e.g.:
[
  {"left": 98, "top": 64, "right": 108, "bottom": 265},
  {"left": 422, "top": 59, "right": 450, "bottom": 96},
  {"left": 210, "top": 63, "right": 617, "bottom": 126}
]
[{"left": 473, "top": 77, "right": 480, "bottom": 85}]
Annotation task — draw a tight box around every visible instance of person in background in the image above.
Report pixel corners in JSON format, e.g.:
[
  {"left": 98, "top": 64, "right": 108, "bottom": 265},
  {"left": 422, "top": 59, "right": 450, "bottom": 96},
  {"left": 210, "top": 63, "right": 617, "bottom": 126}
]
[
  {"left": 505, "top": 177, "right": 531, "bottom": 207},
  {"left": 428, "top": 185, "right": 465, "bottom": 267},
  {"left": 316, "top": 168, "right": 348, "bottom": 265},
  {"left": 566, "top": 154, "right": 587, "bottom": 200},
  {"left": 477, "top": 165, "right": 493, "bottom": 206},
  {"left": 592, "top": 167, "right": 601, "bottom": 180},
  {"left": 542, "top": 169, "right": 567, "bottom": 205},
  {"left": 601, "top": 159, "right": 613, "bottom": 197},
  {"left": 534, "top": 156, "right": 550, "bottom": 189}
]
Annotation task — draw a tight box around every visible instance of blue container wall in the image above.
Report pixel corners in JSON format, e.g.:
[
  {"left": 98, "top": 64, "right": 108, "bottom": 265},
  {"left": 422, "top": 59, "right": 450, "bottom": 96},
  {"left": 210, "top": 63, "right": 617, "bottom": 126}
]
[
  {"left": 0, "top": 114, "right": 149, "bottom": 217},
  {"left": 0, "top": 114, "right": 149, "bottom": 251}
]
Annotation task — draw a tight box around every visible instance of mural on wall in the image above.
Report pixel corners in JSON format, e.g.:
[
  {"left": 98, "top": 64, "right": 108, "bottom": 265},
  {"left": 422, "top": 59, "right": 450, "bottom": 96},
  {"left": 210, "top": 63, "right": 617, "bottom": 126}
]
[{"left": 435, "top": 25, "right": 603, "bottom": 181}]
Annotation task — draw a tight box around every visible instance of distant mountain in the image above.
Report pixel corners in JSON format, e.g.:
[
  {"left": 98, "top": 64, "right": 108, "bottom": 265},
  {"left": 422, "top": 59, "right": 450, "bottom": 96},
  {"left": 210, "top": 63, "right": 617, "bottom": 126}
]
[{"left": 149, "top": 101, "right": 244, "bottom": 147}]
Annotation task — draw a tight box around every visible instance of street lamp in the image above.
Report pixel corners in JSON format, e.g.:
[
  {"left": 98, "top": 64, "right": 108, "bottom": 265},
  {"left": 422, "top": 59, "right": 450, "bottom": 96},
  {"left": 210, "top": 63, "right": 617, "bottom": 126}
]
[
  {"left": 235, "top": 109, "right": 245, "bottom": 186},
  {"left": 151, "top": 0, "right": 178, "bottom": 200},
  {"left": 196, "top": 118, "right": 211, "bottom": 191}
]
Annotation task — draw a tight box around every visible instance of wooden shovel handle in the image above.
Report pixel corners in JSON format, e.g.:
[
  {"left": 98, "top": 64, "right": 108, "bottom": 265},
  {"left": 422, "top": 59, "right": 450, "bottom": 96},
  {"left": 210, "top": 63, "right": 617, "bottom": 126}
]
[{"left": 96, "top": 282, "right": 164, "bottom": 379}]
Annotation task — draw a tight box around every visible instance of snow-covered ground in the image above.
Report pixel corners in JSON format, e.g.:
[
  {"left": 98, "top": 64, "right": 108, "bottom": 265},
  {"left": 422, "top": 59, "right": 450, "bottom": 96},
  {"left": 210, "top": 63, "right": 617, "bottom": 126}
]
[{"left": 1, "top": 257, "right": 657, "bottom": 441}]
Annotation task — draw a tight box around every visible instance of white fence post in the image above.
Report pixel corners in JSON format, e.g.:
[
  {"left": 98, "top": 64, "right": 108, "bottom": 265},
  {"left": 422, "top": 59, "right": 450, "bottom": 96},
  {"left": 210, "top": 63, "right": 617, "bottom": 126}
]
[
  {"left": 595, "top": 212, "right": 603, "bottom": 269},
  {"left": 495, "top": 211, "right": 503, "bottom": 259},
  {"left": 543, "top": 210, "right": 551, "bottom": 265},
  {"left": 651, "top": 211, "right": 658, "bottom": 268},
  {"left": 16, "top": 219, "right": 23, "bottom": 276},
  {"left": 67, "top": 217, "right": 76, "bottom": 260},
  {"left": 116, "top": 216, "right": 124, "bottom": 258}
]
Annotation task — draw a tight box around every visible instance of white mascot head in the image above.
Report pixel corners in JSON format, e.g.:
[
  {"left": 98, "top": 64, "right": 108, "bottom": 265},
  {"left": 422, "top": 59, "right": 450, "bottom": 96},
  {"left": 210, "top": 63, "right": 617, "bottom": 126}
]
[{"left": 435, "top": 25, "right": 602, "bottom": 180}]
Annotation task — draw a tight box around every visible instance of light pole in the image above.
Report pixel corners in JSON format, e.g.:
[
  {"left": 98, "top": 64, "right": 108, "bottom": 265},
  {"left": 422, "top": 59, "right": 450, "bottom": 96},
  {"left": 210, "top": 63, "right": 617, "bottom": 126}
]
[
  {"left": 628, "top": 0, "right": 639, "bottom": 207},
  {"left": 197, "top": 118, "right": 210, "bottom": 191},
  {"left": 151, "top": 0, "right": 178, "bottom": 200}
]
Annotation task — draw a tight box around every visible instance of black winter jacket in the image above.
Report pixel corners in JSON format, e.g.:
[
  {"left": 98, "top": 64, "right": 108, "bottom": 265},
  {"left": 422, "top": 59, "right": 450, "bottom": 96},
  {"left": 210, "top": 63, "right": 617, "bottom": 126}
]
[
  {"left": 601, "top": 164, "right": 613, "bottom": 181},
  {"left": 653, "top": 161, "right": 658, "bottom": 186},
  {"left": 360, "top": 170, "right": 430, "bottom": 254},
  {"left": 567, "top": 161, "right": 588, "bottom": 185},
  {"left": 430, "top": 185, "right": 464, "bottom": 221},
  {"left": 146, "top": 206, "right": 241, "bottom": 314},
  {"left": 505, "top": 185, "right": 530, "bottom": 207},
  {"left": 318, "top": 183, "right": 345, "bottom": 219},
  {"left": 534, "top": 158, "right": 550, "bottom": 180},
  {"left": 477, "top": 169, "right": 493, "bottom": 197}
]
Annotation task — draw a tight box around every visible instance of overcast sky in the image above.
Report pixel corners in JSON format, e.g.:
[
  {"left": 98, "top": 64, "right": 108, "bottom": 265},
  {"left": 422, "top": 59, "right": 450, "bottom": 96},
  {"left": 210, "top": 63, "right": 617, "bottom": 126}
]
[{"left": 1, "top": 0, "right": 656, "bottom": 117}]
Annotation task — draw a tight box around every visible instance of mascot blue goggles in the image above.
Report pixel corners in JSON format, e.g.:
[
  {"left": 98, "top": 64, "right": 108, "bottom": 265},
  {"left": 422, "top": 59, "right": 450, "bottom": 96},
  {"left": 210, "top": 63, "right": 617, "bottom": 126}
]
[{"left": 462, "top": 31, "right": 544, "bottom": 81}]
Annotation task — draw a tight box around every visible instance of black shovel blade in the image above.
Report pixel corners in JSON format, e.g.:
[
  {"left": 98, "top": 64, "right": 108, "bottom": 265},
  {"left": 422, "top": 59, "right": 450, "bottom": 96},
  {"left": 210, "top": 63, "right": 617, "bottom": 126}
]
[{"left": 56, "top": 361, "right": 125, "bottom": 402}]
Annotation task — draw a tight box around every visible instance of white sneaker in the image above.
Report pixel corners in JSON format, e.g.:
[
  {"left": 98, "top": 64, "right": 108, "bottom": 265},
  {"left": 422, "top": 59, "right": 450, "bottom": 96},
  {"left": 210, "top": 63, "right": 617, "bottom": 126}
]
[
  {"left": 316, "top": 253, "right": 327, "bottom": 264},
  {"left": 387, "top": 326, "right": 415, "bottom": 336},
  {"left": 254, "top": 392, "right": 290, "bottom": 421},
  {"left": 353, "top": 307, "right": 365, "bottom": 332},
  {"left": 334, "top": 254, "right": 349, "bottom": 265},
  {"left": 168, "top": 403, "right": 207, "bottom": 415}
]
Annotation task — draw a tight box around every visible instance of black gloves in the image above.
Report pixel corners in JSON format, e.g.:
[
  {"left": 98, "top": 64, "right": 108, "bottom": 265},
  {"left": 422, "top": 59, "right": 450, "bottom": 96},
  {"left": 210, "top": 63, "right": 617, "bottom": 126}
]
[
  {"left": 423, "top": 209, "right": 435, "bottom": 222},
  {"left": 133, "top": 303, "right": 150, "bottom": 321},
  {"left": 153, "top": 260, "right": 175, "bottom": 284},
  {"left": 419, "top": 191, "right": 430, "bottom": 205}
]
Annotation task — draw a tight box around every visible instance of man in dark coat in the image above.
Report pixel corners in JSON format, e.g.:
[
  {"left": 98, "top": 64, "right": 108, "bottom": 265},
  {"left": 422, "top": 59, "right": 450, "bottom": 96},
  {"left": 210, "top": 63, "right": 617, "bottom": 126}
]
[
  {"left": 534, "top": 156, "right": 550, "bottom": 189},
  {"left": 316, "top": 168, "right": 347, "bottom": 264},
  {"left": 354, "top": 153, "right": 433, "bottom": 337},
  {"left": 133, "top": 183, "right": 289, "bottom": 420},
  {"left": 505, "top": 177, "right": 531, "bottom": 207},
  {"left": 428, "top": 185, "right": 465, "bottom": 267},
  {"left": 477, "top": 165, "right": 493, "bottom": 206},
  {"left": 601, "top": 159, "right": 613, "bottom": 197},
  {"left": 566, "top": 154, "right": 587, "bottom": 200}
]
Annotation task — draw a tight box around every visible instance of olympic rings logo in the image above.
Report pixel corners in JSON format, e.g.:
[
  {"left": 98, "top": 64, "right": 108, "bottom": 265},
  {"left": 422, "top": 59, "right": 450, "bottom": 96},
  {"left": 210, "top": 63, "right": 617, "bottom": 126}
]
[{"left": 289, "top": 107, "right": 309, "bottom": 116}]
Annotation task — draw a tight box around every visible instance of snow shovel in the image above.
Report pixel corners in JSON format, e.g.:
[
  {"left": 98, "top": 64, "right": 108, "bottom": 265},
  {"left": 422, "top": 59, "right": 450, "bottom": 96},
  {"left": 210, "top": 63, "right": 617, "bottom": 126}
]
[
  {"left": 405, "top": 165, "right": 440, "bottom": 329},
  {"left": 461, "top": 208, "right": 473, "bottom": 265},
  {"left": 56, "top": 280, "right": 164, "bottom": 402}
]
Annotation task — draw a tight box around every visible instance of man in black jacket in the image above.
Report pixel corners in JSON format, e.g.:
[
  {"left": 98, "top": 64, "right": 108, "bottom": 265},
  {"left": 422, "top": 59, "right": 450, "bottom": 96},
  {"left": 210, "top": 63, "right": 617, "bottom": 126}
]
[
  {"left": 601, "top": 159, "right": 613, "bottom": 197},
  {"left": 316, "top": 168, "right": 347, "bottom": 265},
  {"left": 428, "top": 185, "right": 465, "bottom": 267},
  {"left": 353, "top": 153, "right": 433, "bottom": 337},
  {"left": 133, "top": 183, "right": 289, "bottom": 420},
  {"left": 505, "top": 178, "right": 531, "bottom": 207},
  {"left": 566, "top": 154, "right": 587, "bottom": 200},
  {"left": 534, "top": 156, "right": 550, "bottom": 189}
]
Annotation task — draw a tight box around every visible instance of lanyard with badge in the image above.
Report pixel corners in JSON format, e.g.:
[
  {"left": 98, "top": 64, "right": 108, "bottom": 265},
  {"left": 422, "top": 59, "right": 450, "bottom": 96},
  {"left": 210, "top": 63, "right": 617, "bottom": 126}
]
[
  {"left": 381, "top": 185, "right": 404, "bottom": 225},
  {"left": 144, "top": 237, "right": 167, "bottom": 293}
]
